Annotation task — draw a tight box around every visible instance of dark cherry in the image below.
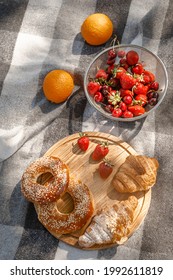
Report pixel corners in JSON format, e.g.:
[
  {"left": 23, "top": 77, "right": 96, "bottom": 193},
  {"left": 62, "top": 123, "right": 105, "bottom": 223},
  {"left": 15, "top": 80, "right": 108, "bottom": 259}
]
[
  {"left": 101, "top": 85, "right": 111, "bottom": 96},
  {"left": 108, "top": 77, "right": 119, "bottom": 88},
  {"left": 104, "top": 104, "right": 114, "bottom": 113},
  {"left": 108, "top": 49, "right": 117, "bottom": 59},
  {"left": 147, "top": 91, "right": 159, "bottom": 100},
  {"left": 148, "top": 97, "right": 158, "bottom": 106}
]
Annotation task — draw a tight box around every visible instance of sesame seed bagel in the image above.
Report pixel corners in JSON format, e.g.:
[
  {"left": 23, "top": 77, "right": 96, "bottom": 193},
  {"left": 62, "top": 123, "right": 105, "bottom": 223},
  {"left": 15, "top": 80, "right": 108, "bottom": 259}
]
[
  {"left": 21, "top": 156, "right": 69, "bottom": 204},
  {"left": 35, "top": 177, "right": 94, "bottom": 235}
]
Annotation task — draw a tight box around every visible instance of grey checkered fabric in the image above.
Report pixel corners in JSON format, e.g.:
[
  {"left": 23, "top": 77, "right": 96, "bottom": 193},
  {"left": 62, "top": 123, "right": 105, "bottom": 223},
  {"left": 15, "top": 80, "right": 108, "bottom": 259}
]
[{"left": 0, "top": 0, "right": 172, "bottom": 260}]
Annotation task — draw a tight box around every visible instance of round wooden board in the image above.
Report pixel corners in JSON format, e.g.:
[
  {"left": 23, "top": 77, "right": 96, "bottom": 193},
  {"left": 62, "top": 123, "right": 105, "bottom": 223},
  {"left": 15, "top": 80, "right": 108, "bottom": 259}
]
[{"left": 34, "top": 132, "right": 151, "bottom": 250}]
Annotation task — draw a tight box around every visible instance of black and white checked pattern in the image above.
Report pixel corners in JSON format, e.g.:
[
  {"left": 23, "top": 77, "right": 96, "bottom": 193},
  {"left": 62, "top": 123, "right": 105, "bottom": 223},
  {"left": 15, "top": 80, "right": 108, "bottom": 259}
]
[{"left": 0, "top": 0, "right": 172, "bottom": 260}]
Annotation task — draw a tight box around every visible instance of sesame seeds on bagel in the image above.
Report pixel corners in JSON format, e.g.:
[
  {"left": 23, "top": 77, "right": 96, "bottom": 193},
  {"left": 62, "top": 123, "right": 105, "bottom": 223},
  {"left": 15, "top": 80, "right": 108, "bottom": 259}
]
[{"left": 21, "top": 156, "right": 69, "bottom": 204}]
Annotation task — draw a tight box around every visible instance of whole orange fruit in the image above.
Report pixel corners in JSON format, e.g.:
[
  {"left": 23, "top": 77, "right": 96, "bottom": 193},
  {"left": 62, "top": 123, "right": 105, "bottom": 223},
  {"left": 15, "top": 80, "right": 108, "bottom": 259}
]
[
  {"left": 81, "top": 13, "right": 113, "bottom": 46},
  {"left": 43, "top": 70, "right": 74, "bottom": 103}
]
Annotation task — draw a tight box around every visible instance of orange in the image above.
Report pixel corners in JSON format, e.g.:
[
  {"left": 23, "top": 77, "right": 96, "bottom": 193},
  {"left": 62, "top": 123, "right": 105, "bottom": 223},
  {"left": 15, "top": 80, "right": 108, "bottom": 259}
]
[
  {"left": 81, "top": 13, "right": 113, "bottom": 46},
  {"left": 43, "top": 70, "right": 74, "bottom": 103}
]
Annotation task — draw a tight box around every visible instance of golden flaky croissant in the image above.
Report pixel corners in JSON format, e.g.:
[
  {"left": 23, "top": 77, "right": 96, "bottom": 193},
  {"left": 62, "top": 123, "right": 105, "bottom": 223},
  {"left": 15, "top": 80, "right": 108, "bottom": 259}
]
[
  {"left": 112, "top": 155, "right": 159, "bottom": 193},
  {"left": 78, "top": 196, "right": 138, "bottom": 248}
]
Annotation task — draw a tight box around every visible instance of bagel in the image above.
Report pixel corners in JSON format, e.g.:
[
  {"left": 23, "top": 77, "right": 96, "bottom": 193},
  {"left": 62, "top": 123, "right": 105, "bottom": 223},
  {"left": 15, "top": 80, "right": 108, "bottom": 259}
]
[
  {"left": 21, "top": 156, "right": 69, "bottom": 204},
  {"left": 35, "top": 177, "right": 94, "bottom": 235}
]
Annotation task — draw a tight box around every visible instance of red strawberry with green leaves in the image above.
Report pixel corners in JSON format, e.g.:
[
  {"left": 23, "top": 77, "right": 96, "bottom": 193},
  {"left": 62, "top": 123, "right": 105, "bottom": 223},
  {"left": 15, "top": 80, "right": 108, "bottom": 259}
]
[
  {"left": 120, "top": 72, "right": 136, "bottom": 89},
  {"left": 113, "top": 66, "right": 126, "bottom": 79},
  {"left": 133, "top": 82, "right": 148, "bottom": 95},
  {"left": 92, "top": 142, "right": 109, "bottom": 161},
  {"left": 77, "top": 133, "right": 89, "bottom": 151}
]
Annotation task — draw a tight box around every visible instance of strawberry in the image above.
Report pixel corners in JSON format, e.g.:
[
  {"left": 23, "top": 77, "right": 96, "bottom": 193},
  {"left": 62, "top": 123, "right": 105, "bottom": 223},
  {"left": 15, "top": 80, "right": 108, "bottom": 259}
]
[
  {"left": 128, "top": 105, "right": 145, "bottom": 116},
  {"left": 144, "top": 70, "right": 155, "bottom": 83},
  {"left": 95, "top": 69, "right": 108, "bottom": 79},
  {"left": 87, "top": 81, "right": 100, "bottom": 96},
  {"left": 131, "top": 63, "right": 144, "bottom": 75},
  {"left": 77, "top": 133, "right": 89, "bottom": 151},
  {"left": 135, "top": 94, "right": 148, "bottom": 106},
  {"left": 108, "top": 90, "right": 121, "bottom": 106},
  {"left": 142, "top": 70, "right": 155, "bottom": 84},
  {"left": 114, "top": 66, "right": 126, "bottom": 79},
  {"left": 141, "top": 73, "right": 150, "bottom": 84},
  {"left": 133, "top": 82, "right": 149, "bottom": 95},
  {"left": 99, "top": 160, "right": 113, "bottom": 179},
  {"left": 120, "top": 73, "right": 136, "bottom": 89},
  {"left": 92, "top": 142, "right": 109, "bottom": 161}
]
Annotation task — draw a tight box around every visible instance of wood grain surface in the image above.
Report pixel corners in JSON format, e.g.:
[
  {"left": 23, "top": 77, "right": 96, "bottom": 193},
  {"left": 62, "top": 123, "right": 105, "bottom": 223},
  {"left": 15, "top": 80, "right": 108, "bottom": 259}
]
[{"left": 34, "top": 132, "right": 151, "bottom": 250}]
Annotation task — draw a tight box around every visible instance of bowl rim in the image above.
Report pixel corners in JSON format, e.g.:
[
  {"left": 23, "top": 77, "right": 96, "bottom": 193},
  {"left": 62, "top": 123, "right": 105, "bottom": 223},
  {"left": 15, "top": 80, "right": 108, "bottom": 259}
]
[{"left": 84, "top": 44, "right": 168, "bottom": 122}]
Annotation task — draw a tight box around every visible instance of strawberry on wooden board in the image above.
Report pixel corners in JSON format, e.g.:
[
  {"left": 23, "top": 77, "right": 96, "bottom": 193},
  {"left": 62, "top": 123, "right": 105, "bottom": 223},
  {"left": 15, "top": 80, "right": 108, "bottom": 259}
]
[
  {"left": 77, "top": 133, "right": 89, "bottom": 151},
  {"left": 92, "top": 142, "right": 109, "bottom": 161},
  {"left": 98, "top": 160, "right": 113, "bottom": 179}
]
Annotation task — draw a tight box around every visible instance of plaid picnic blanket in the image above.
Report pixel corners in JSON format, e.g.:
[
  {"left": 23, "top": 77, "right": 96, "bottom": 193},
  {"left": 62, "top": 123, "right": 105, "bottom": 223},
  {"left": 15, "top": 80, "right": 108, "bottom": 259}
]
[{"left": 0, "top": 0, "right": 172, "bottom": 260}]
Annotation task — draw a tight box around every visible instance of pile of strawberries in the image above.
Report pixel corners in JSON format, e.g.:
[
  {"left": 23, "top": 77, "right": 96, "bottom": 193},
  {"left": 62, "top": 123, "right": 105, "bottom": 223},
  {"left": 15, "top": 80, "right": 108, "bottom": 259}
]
[{"left": 87, "top": 49, "right": 160, "bottom": 118}]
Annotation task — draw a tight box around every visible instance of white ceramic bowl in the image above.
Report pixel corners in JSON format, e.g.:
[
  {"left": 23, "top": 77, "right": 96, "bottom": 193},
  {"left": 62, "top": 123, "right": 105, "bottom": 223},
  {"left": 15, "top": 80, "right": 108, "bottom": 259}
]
[{"left": 84, "top": 44, "right": 168, "bottom": 122}]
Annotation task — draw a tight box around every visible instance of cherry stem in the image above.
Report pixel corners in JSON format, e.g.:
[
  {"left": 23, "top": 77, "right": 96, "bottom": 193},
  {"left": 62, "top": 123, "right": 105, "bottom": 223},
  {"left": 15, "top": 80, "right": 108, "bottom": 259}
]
[{"left": 110, "top": 34, "right": 120, "bottom": 51}]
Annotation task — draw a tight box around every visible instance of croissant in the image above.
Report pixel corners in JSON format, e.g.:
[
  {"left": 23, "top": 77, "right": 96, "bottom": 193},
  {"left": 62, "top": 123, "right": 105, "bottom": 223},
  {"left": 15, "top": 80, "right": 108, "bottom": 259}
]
[
  {"left": 112, "top": 155, "right": 159, "bottom": 193},
  {"left": 78, "top": 196, "right": 138, "bottom": 248}
]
